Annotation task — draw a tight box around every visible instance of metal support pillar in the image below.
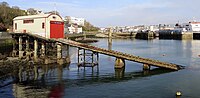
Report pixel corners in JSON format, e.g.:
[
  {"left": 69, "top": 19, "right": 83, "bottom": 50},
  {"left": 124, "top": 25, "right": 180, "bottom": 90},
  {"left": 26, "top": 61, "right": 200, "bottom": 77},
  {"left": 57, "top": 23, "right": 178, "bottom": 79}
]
[
  {"left": 77, "top": 48, "right": 99, "bottom": 70},
  {"left": 115, "top": 58, "right": 125, "bottom": 69},
  {"left": 34, "top": 39, "right": 38, "bottom": 62},
  {"left": 19, "top": 37, "right": 23, "bottom": 58}
]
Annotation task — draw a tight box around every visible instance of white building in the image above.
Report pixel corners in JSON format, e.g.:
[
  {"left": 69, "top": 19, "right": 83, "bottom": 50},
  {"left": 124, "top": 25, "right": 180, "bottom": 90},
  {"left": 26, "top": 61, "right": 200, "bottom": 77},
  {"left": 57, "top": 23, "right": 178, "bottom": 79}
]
[
  {"left": 67, "top": 25, "right": 83, "bottom": 34},
  {"left": 13, "top": 13, "right": 64, "bottom": 38},
  {"left": 64, "top": 16, "right": 84, "bottom": 34},
  {"left": 65, "top": 16, "right": 85, "bottom": 26},
  {"left": 182, "top": 22, "right": 200, "bottom": 32}
]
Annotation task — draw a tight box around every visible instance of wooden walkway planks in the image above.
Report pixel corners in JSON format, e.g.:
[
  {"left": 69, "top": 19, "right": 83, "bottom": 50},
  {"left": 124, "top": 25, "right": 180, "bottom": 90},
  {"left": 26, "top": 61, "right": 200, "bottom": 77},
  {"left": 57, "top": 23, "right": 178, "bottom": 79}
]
[{"left": 56, "top": 39, "right": 183, "bottom": 70}]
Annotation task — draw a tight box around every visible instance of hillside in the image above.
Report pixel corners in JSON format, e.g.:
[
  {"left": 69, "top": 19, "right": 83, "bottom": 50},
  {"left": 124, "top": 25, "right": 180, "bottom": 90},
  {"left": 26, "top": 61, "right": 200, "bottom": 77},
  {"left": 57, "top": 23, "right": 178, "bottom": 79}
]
[{"left": 0, "top": 2, "right": 26, "bottom": 31}]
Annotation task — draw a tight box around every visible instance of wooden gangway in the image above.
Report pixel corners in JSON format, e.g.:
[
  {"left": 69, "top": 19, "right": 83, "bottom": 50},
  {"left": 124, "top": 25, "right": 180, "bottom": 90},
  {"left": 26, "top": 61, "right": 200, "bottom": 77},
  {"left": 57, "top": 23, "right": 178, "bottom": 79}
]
[
  {"left": 10, "top": 33, "right": 184, "bottom": 70},
  {"left": 56, "top": 39, "right": 184, "bottom": 70}
]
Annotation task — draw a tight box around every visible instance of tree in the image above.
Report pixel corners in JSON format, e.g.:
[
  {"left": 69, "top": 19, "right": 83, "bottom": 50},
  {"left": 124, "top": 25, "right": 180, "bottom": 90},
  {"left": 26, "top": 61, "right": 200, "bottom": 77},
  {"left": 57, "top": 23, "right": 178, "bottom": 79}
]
[
  {"left": 45, "top": 11, "right": 60, "bottom": 15},
  {"left": 82, "top": 20, "right": 99, "bottom": 32},
  {"left": 27, "top": 8, "right": 38, "bottom": 15},
  {"left": 12, "top": 6, "right": 20, "bottom": 9},
  {"left": 0, "top": 2, "right": 26, "bottom": 29},
  {"left": 0, "top": 23, "right": 6, "bottom": 31},
  {"left": 0, "top": 1, "right": 9, "bottom": 7}
]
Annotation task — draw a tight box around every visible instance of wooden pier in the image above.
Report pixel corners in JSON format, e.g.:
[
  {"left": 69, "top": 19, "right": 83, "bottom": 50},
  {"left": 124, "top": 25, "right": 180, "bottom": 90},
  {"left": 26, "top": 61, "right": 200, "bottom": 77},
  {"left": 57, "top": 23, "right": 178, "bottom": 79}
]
[{"left": 10, "top": 32, "right": 184, "bottom": 71}]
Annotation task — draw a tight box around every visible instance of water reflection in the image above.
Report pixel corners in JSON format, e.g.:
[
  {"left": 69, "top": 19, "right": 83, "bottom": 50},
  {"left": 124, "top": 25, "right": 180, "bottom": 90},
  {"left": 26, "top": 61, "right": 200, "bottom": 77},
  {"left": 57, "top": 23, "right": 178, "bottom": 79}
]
[
  {"left": 64, "top": 68, "right": 174, "bottom": 88},
  {"left": 11, "top": 63, "right": 69, "bottom": 98}
]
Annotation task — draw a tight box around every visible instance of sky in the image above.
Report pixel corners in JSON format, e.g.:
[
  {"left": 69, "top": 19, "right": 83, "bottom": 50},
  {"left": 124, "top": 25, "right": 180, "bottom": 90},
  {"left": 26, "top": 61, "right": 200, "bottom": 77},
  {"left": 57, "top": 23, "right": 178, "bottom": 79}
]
[{"left": 2, "top": 0, "right": 200, "bottom": 27}]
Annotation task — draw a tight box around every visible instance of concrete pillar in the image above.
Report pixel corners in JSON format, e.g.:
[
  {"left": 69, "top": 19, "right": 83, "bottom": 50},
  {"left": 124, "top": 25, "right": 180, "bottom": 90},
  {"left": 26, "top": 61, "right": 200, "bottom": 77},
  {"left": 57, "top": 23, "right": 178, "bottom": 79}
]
[
  {"left": 41, "top": 43, "right": 45, "bottom": 57},
  {"left": 25, "top": 39, "right": 31, "bottom": 60},
  {"left": 57, "top": 43, "right": 62, "bottom": 59},
  {"left": 19, "top": 37, "right": 23, "bottom": 58},
  {"left": 143, "top": 64, "right": 151, "bottom": 70},
  {"left": 25, "top": 39, "right": 29, "bottom": 51},
  {"left": 57, "top": 43, "right": 63, "bottom": 65},
  {"left": 34, "top": 39, "right": 38, "bottom": 62},
  {"left": 115, "top": 58, "right": 125, "bottom": 69},
  {"left": 115, "top": 67, "right": 125, "bottom": 79}
]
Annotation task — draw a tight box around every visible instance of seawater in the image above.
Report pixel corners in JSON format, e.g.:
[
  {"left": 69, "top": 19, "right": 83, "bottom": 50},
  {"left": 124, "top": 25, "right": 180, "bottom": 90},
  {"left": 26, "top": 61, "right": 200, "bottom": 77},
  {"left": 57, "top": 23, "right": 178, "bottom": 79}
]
[{"left": 0, "top": 38, "right": 200, "bottom": 98}]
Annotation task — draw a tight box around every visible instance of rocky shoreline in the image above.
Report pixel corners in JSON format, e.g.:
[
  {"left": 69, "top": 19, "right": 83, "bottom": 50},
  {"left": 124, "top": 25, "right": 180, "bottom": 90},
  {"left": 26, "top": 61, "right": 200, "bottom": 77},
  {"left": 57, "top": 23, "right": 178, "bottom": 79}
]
[{"left": 0, "top": 58, "right": 28, "bottom": 78}]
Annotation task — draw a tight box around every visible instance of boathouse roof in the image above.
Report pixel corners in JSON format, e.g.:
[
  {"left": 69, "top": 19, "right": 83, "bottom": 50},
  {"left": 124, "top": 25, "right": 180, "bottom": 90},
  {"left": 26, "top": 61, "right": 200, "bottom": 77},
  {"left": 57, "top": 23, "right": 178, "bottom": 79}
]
[{"left": 13, "top": 13, "right": 62, "bottom": 20}]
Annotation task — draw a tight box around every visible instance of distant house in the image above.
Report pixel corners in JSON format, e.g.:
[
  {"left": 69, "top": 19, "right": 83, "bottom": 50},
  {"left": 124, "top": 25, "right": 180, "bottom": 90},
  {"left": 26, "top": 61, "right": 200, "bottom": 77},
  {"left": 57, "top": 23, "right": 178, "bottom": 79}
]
[
  {"left": 13, "top": 13, "right": 64, "bottom": 38},
  {"left": 64, "top": 16, "right": 84, "bottom": 34}
]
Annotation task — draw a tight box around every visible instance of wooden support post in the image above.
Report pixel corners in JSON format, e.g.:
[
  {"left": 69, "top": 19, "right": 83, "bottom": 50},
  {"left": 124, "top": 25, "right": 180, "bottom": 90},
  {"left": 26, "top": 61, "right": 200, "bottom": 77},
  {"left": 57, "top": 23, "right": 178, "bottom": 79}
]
[
  {"left": 83, "top": 49, "right": 86, "bottom": 68},
  {"left": 66, "top": 45, "right": 70, "bottom": 57},
  {"left": 12, "top": 39, "right": 17, "bottom": 57},
  {"left": 34, "top": 65, "right": 38, "bottom": 80},
  {"left": 115, "top": 58, "right": 125, "bottom": 69},
  {"left": 97, "top": 53, "right": 99, "bottom": 63},
  {"left": 143, "top": 63, "right": 151, "bottom": 70},
  {"left": 83, "top": 32, "right": 86, "bottom": 39},
  {"left": 108, "top": 38, "right": 112, "bottom": 50},
  {"left": 109, "top": 31, "right": 112, "bottom": 38},
  {"left": 97, "top": 53, "right": 99, "bottom": 71},
  {"left": 34, "top": 39, "right": 38, "bottom": 62},
  {"left": 92, "top": 52, "right": 94, "bottom": 66},
  {"left": 66, "top": 45, "right": 70, "bottom": 63},
  {"left": 78, "top": 48, "right": 80, "bottom": 66},
  {"left": 19, "top": 37, "right": 23, "bottom": 58}
]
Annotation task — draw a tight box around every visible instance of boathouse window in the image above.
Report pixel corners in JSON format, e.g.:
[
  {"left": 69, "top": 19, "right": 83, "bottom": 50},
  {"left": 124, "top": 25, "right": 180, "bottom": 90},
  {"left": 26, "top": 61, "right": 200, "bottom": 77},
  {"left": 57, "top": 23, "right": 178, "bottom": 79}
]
[
  {"left": 42, "top": 22, "right": 45, "bottom": 29},
  {"left": 15, "top": 23, "right": 17, "bottom": 30},
  {"left": 23, "top": 19, "right": 34, "bottom": 24}
]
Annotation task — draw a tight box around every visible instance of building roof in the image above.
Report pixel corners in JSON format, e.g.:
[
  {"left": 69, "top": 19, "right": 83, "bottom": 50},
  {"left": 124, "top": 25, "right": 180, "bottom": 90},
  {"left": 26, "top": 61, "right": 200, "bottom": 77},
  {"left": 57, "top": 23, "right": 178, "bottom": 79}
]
[{"left": 13, "top": 13, "right": 62, "bottom": 20}]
